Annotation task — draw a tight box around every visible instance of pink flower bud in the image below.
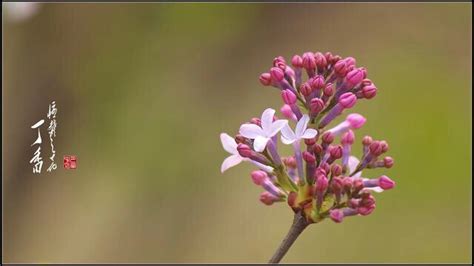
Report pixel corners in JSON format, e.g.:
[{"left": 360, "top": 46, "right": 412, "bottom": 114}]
[
  {"left": 342, "top": 177, "right": 353, "bottom": 190},
  {"left": 303, "top": 151, "right": 316, "bottom": 163},
  {"left": 324, "top": 52, "right": 333, "bottom": 64},
  {"left": 291, "top": 55, "right": 303, "bottom": 68},
  {"left": 338, "top": 92, "right": 357, "bottom": 109},
  {"left": 361, "top": 78, "right": 372, "bottom": 86},
  {"left": 329, "top": 209, "right": 344, "bottom": 223},
  {"left": 314, "top": 52, "right": 327, "bottom": 69},
  {"left": 283, "top": 156, "right": 297, "bottom": 168},
  {"left": 275, "top": 62, "right": 286, "bottom": 70},
  {"left": 332, "top": 55, "right": 342, "bottom": 64},
  {"left": 313, "top": 144, "right": 323, "bottom": 155},
  {"left": 302, "top": 52, "right": 316, "bottom": 69},
  {"left": 357, "top": 204, "right": 375, "bottom": 216},
  {"left": 362, "top": 84, "right": 377, "bottom": 99},
  {"left": 346, "top": 113, "right": 366, "bottom": 129},
  {"left": 362, "top": 135, "right": 373, "bottom": 146},
  {"left": 331, "top": 164, "right": 343, "bottom": 176},
  {"left": 285, "top": 66, "right": 295, "bottom": 79},
  {"left": 331, "top": 176, "right": 344, "bottom": 192},
  {"left": 259, "top": 73, "right": 272, "bottom": 86},
  {"left": 281, "top": 89, "right": 297, "bottom": 105},
  {"left": 378, "top": 175, "right": 395, "bottom": 190},
  {"left": 310, "top": 98, "right": 325, "bottom": 113},
  {"left": 369, "top": 141, "right": 383, "bottom": 156},
  {"left": 348, "top": 198, "right": 361, "bottom": 208},
  {"left": 280, "top": 104, "right": 295, "bottom": 120},
  {"left": 345, "top": 68, "right": 365, "bottom": 87},
  {"left": 251, "top": 170, "right": 268, "bottom": 185},
  {"left": 300, "top": 83, "right": 313, "bottom": 96},
  {"left": 344, "top": 57, "right": 356, "bottom": 67},
  {"left": 314, "top": 167, "right": 325, "bottom": 178},
  {"left": 334, "top": 60, "right": 347, "bottom": 76},
  {"left": 322, "top": 132, "right": 334, "bottom": 144},
  {"left": 273, "top": 56, "right": 286, "bottom": 64},
  {"left": 260, "top": 191, "right": 278, "bottom": 205},
  {"left": 316, "top": 174, "right": 329, "bottom": 192},
  {"left": 310, "top": 75, "right": 325, "bottom": 89},
  {"left": 383, "top": 156, "right": 394, "bottom": 168},
  {"left": 304, "top": 138, "right": 316, "bottom": 146},
  {"left": 320, "top": 162, "right": 330, "bottom": 173},
  {"left": 341, "top": 130, "right": 355, "bottom": 145},
  {"left": 361, "top": 193, "right": 376, "bottom": 206},
  {"left": 237, "top": 144, "right": 253, "bottom": 158},
  {"left": 352, "top": 178, "right": 364, "bottom": 191},
  {"left": 323, "top": 83, "right": 334, "bottom": 96},
  {"left": 273, "top": 56, "right": 286, "bottom": 69},
  {"left": 329, "top": 145, "right": 343, "bottom": 159},
  {"left": 270, "top": 67, "right": 285, "bottom": 82}
]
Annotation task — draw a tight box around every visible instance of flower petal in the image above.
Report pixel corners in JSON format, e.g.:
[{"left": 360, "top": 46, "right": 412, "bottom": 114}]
[
  {"left": 261, "top": 108, "right": 276, "bottom": 133},
  {"left": 362, "top": 187, "right": 384, "bottom": 193},
  {"left": 295, "top": 114, "right": 310, "bottom": 137},
  {"left": 220, "top": 133, "right": 238, "bottom": 154},
  {"left": 249, "top": 160, "right": 274, "bottom": 173},
  {"left": 280, "top": 124, "right": 296, "bottom": 142},
  {"left": 253, "top": 136, "right": 270, "bottom": 152},
  {"left": 268, "top": 119, "right": 288, "bottom": 137},
  {"left": 221, "top": 155, "right": 243, "bottom": 173},
  {"left": 348, "top": 156, "right": 362, "bottom": 177},
  {"left": 301, "top": 128, "right": 318, "bottom": 139},
  {"left": 281, "top": 135, "right": 296, "bottom": 145},
  {"left": 239, "top": 123, "right": 264, "bottom": 139}
]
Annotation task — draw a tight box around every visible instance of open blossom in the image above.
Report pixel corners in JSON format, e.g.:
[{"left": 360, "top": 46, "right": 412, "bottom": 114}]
[
  {"left": 220, "top": 133, "right": 273, "bottom": 173},
  {"left": 239, "top": 108, "right": 287, "bottom": 152},
  {"left": 220, "top": 51, "right": 395, "bottom": 225},
  {"left": 281, "top": 114, "right": 318, "bottom": 144},
  {"left": 220, "top": 133, "right": 245, "bottom": 173}
]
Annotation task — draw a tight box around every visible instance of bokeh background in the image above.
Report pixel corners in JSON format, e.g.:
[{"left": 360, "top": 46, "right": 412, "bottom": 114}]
[{"left": 3, "top": 3, "right": 471, "bottom": 263}]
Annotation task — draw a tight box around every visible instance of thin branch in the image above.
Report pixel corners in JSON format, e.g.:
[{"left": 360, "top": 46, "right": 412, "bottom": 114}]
[{"left": 268, "top": 212, "right": 309, "bottom": 264}]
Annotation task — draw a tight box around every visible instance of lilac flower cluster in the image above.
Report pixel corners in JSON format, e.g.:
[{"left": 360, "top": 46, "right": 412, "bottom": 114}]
[{"left": 220, "top": 51, "right": 395, "bottom": 224}]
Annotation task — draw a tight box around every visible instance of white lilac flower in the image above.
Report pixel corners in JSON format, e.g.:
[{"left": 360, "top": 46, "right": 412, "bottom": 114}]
[
  {"left": 239, "top": 108, "right": 288, "bottom": 152},
  {"left": 280, "top": 114, "right": 318, "bottom": 145},
  {"left": 220, "top": 133, "right": 273, "bottom": 173},
  {"left": 220, "top": 133, "right": 244, "bottom": 173},
  {"left": 280, "top": 114, "right": 318, "bottom": 180}
]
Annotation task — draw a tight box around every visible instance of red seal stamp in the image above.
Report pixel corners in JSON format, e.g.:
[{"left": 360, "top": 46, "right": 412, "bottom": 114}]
[{"left": 63, "top": 155, "right": 77, "bottom": 169}]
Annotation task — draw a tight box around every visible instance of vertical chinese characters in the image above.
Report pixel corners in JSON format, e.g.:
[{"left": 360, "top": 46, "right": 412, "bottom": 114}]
[
  {"left": 46, "top": 101, "right": 58, "bottom": 172},
  {"left": 30, "top": 119, "right": 44, "bottom": 173},
  {"left": 29, "top": 101, "right": 58, "bottom": 174}
]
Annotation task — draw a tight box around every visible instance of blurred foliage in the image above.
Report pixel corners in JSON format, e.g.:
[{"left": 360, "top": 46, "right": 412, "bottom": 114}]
[{"left": 3, "top": 3, "right": 471, "bottom": 263}]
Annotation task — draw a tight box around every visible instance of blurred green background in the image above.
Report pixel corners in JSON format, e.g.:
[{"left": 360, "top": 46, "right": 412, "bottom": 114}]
[{"left": 2, "top": 3, "right": 471, "bottom": 263}]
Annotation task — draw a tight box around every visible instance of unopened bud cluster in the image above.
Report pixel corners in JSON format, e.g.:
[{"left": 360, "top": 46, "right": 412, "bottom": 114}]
[{"left": 221, "top": 51, "right": 395, "bottom": 224}]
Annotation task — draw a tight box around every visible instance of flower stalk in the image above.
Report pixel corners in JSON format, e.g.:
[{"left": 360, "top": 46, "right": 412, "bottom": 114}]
[{"left": 268, "top": 212, "right": 309, "bottom": 264}]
